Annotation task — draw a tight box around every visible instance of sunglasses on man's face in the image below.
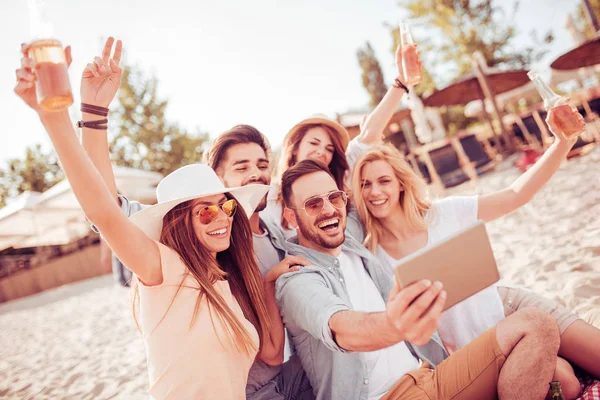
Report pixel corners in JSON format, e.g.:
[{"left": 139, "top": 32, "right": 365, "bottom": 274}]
[
  {"left": 293, "top": 190, "right": 347, "bottom": 217},
  {"left": 194, "top": 199, "right": 238, "bottom": 225}
]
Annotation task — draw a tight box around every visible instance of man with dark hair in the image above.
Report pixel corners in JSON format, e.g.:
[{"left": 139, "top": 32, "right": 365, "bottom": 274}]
[
  {"left": 200, "top": 124, "right": 314, "bottom": 400},
  {"left": 277, "top": 159, "right": 562, "bottom": 400}
]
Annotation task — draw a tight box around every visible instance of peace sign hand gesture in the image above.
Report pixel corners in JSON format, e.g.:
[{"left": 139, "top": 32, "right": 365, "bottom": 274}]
[{"left": 80, "top": 37, "right": 123, "bottom": 108}]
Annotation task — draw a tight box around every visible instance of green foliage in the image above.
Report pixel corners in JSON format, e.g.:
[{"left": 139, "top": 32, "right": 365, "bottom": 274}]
[
  {"left": 109, "top": 65, "right": 209, "bottom": 176},
  {"left": 389, "top": 0, "right": 554, "bottom": 136},
  {"left": 356, "top": 42, "right": 388, "bottom": 107},
  {"left": 0, "top": 144, "right": 64, "bottom": 207},
  {"left": 397, "top": 0, "right": 554, "bottom": 80}
]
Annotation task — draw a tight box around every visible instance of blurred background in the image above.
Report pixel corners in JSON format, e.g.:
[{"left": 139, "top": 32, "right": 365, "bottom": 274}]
[{"left": 0, "top": 0, "right": 599, "bottom": 398}]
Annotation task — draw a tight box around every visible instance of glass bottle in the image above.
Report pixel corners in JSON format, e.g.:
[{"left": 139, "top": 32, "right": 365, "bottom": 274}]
[
  {"left": 399, "top": 21, "right": 422, "bottom": 86},
  {"left": 528, "top": 71, "right": 585, "bottom": 139},
  {"left": 26, "top": 0, "right": 73, "bottom": 111},
  {"left": 549, "top": 381, "right": 566, "bottom": 400}
]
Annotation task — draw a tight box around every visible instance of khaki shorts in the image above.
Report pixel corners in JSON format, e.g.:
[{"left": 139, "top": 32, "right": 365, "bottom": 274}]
[
  {"left": 497, "top": 286, "right": 580, "bottom": 335},
  {"left": 382, "top": 327, "right": 506, "bottom": 400}
]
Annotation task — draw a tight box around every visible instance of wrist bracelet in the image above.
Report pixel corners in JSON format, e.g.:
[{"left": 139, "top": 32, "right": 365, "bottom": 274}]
[
  {"left": 77, "top": 119, "right": 108, "bottom": 130},
  {"left": 393, "top": 78, "right": 409, "bottom": 93},
  {"left": 81, "top": 103, "right": 109, "bottom": 117}
]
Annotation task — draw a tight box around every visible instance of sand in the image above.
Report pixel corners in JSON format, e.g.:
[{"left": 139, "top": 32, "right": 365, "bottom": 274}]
[{"left": 0, "top": 146, "right": 598, "bottom": 399}]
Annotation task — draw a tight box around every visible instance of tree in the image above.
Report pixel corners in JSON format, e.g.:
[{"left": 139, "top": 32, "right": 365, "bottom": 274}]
[
  {"left": 0, "top": 144, "right": 64, "bottom": 207},
  {"left": 356, "top": 42, "right": 388, "bottom": 108},
  {"left": 398, "top": 0, "right": 554, "bottom": 81},
  {"left": 388, "top": 0, "right": 554, "bottom": 136},
  {"left": 109, "top": 65, "right": 209, "bottom": 176}
]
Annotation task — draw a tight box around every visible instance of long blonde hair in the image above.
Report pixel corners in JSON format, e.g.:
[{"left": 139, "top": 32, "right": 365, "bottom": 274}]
[
  {"left": 351, "top": 144, "right": 432, "bottom": 253},
  {"left": 132, "top": 194, "right": 270, "bottom": 355}
]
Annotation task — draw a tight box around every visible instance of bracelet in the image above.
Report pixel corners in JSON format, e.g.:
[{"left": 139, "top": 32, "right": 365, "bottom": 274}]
[
  {"left": 393, "top": 78, "right": 409, "bottom": 93},
  {"left": 81, "top": 103, "right": 109, "bottom": 117},
  {"left": 77, "top": 119, "right": 108, "bottom": 130}
]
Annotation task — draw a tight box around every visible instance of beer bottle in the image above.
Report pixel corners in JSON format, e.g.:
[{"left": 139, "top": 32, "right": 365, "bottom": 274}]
[{"left": 549, "top": 381, "right": 566, "bottom": 400}]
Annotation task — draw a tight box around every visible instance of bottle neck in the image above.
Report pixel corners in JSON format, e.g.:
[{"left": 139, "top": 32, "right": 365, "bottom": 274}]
[
  {"left": 531, "top": 76, "right": 563, "bottom": 109},
  {"left": 401, "top": 31, "right": 413, "bottom": 46},
  {"left": 399, "top": 23, "right": 413, "bottom": 46}
]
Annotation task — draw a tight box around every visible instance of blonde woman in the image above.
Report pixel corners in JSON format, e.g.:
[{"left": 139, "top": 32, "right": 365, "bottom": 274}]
[
  {"left": 14, "top": 41, "right": 278, "bottom": 399},
  {"left": 261, "top": 45, "right": 422, "bottom": 236},
  {"left": 351, "top": 117, "right": 597, "bottom": 399}
]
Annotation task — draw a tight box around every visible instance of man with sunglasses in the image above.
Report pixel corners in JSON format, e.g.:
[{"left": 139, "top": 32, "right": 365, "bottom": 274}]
[
  {"left": 85, "top": 123, "right": 314, "bottom": 400},
  {"left": 276, "top": 159, "right": 562, "bottom": 400}
]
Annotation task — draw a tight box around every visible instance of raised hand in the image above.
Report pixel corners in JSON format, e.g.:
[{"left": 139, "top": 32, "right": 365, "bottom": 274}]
[
  {"left": 385, "top": 278, "right": 446, "bottom": 346},
  {"left": 395, "top": 44, "right": 422, "bottom": 85},
  {"left": 265, "top": 255, "right": 311, "bottom": 284},
  {"left": 14, "top": 44, "right": 72, "bottom": 114},
  {"left": 546, "top": 102, "right": 586, "bottom": 143},
  {"left": 81, "top": 37, "right": 123, "bottom": 108}
]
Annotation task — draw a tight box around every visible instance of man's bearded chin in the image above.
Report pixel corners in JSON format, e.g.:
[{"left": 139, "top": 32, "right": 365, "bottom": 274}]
[{"left": 255, "top": 194, "right": 268, "bottom": 212}]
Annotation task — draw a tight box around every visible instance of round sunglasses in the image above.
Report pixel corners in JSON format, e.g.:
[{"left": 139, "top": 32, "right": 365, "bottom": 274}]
[
  {"left": 290, "top": 190, "right": 347, "bottom": 216},
  {"left": 194, "top": 199, "right": 238, "bottom": 225}
]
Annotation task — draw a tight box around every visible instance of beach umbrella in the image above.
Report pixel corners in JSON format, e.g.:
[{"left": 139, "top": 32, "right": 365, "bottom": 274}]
[
  {"left": 424, "top": 70, "right": 530, "bottom": 108},
  {"left": 424, "top": 62, "right": 529, "bottom": 153},
  {"left": 550, "top": 36, "right": 600, "bottom": 71}
]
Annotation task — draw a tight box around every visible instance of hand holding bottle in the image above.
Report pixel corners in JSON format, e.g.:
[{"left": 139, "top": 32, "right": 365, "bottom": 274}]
[
  {"left": 398, "top": 22, "right": 422, "bottom": 86},
  {"left": 14, "top": 43, "right": 72, "bottom": 115},
  {"left": 395, "top": 43, "right": 422, "bottom": 86},
  {"left": 546, "top": 102, "right": 586, "bottom": 143}
]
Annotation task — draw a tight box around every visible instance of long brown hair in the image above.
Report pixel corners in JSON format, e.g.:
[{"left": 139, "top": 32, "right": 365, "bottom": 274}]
[
  {"left": 132, "top": 193, "right": 271, "bottom": 355},
  {"left": 351, "top": 144, "right": 432, "bottom": 253},
  {"left": 277, "top": 123, "right": 350, "bottom": 228}
]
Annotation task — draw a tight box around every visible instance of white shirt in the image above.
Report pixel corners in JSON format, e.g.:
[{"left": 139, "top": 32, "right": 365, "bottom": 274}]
[
  {"left": 376, "top": 196, "right": 506, "bottom": 354},
  {"left": 337, "top": 251, "right": 420, "bottom": 400}
]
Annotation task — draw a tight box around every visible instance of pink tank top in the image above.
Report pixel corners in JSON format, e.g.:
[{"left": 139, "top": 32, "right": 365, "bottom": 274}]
[{"left": 137, "top": 241, "right": 259, "bottom": 399}]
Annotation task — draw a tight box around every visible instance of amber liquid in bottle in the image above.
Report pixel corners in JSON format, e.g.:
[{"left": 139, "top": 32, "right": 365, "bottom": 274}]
[
  {"left": 28, "top": 39, "right": 73, "bottom": 111},
  {"left": 400, "top": 22, "right": 422, "bottom": 86},
  {"left": 528, "top": 71, "right": 585, "bottom": 140}
]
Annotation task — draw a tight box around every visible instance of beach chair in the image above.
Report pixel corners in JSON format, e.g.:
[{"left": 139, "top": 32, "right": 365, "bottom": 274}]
[
  {"left": 521, "top": 114, "right": 544, "bottom": 147},
  {"left": 458, "top": 134, "right": 495, "bottom": 176},
  {"left": 427, "top": 144, "right": 471, "bottom": 188}
]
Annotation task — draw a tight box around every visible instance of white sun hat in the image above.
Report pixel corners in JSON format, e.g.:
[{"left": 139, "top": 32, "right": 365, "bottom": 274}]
[{"left": 129, "top": 164, "right": 270, "bottom": 241}]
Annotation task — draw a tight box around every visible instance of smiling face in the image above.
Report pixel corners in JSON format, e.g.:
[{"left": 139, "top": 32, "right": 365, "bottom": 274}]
[
  {"left": 190, "top": 193, "right": 235, "bottom": 255},
  {"left": 218, "top": 143, "right": 271, "bottom": 212},
  {"left": 284, "top": 171, "right": 346, "bottom": 253},
  {"left": 360, "top": 159, "right": 403, "bottom": 220},
  {"left": 295, "top": 126, "right": 335, "bottom": 166}
]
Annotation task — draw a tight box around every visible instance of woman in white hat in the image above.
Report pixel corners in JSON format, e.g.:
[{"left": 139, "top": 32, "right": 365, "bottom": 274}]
[
  {"left": 261, "top": 45, "right": 422, "bottom": 237},
  {"left": 15, "top": 43, "right": 274, "bottom": 399}
]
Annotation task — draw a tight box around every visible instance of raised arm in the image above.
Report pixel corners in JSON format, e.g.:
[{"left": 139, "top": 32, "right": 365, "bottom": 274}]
[
  {"left": 276, "top": 270, "right": 444, "bottom": 353},
  {"left": 14, "top": 42, "right": 162, "bottom": 286},
  {"left": 329, "top": 279, "right": 445, "bottom": 351},
  {"left": 478, "top": 108, "right": 584, "bottom": 222},
  {"left": 80, "top": 37, "right": 122, "bottom": 203},
  {"left": 354, "top": 45, "right": 419, "bottom": 146}
]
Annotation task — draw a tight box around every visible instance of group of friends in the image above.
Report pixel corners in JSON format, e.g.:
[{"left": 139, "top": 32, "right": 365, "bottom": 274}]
[{"left": 14, "top": 37, "right": 598, "bottom": 400}]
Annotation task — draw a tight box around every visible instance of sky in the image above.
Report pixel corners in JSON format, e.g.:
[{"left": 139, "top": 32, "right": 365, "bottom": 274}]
[{"left": 0, "top": 0, "right": 582, "bottom": 165}]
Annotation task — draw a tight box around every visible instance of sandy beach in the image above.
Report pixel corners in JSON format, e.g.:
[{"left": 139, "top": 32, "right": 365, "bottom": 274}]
[{"left": 1, "top": 146, "right": 599, "bottom": 399}]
